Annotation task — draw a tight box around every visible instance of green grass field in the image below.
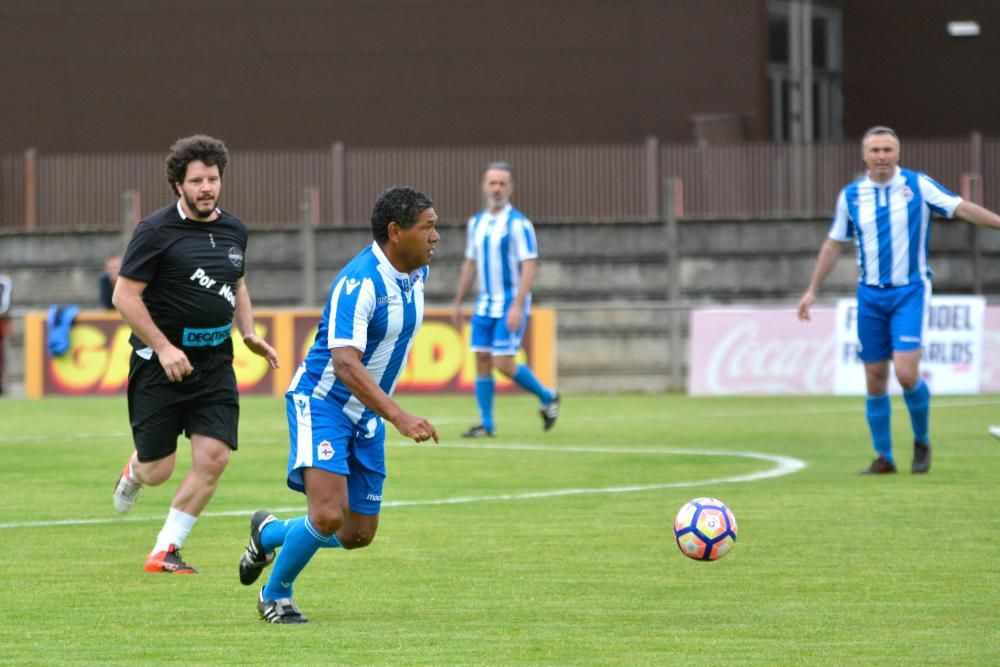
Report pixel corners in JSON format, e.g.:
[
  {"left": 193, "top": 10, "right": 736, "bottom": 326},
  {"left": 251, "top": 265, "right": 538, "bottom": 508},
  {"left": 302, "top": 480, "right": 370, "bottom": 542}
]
[{"left": 1, "top": 392, "right": 999, "bottom": 665}]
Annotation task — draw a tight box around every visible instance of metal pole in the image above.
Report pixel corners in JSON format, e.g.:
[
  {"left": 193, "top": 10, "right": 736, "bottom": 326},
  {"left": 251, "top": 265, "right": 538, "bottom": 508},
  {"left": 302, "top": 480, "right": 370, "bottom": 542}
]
[
  {"left": 663, "top": 177, "right": 683, "bottom": 392},
  {"left": 969, "top": 131, "right": 984, "bottom": 294},
  {"left": 24, "top": 148, "right": 37, "bottom": 231},
  {"left": 300, "top": 188, "right": 319, "bottom": 306},
  {"left": 121, "top": 190, "right": 141, "bottom": 250},
  {"left": 645, "top": 136, "right": 660, "bottom": 221},
  {"left": 331, "top": 141, "right": 346, "bottom": 226}
]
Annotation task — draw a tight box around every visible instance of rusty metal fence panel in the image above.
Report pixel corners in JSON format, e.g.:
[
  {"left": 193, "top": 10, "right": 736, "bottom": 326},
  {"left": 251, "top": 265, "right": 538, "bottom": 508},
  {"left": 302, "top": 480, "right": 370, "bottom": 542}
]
[
  {"left": 344, "top": 144, "right": 649, "bottom": 225},
  {"left": 985, "top": 140, "right": 1000, "bottom": 211},
  {"left": 36, "top": 152, "right": 163, "bottom": 230},
  {"left": 0, "top": 153, "right": 24, "bottom": 231},
  {"left": 659, "top": 141, "right": 979, "bottom": 219},
  {"left": 0, "top": 138, "right": 995, "bottom": 231}
]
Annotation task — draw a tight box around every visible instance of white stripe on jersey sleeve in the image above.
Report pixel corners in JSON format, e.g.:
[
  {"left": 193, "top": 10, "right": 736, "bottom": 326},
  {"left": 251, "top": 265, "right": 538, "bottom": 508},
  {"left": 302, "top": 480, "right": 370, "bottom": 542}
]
[
  {"left": 511, "top": 216, "right": 539, "bottom": 261},
  {"left": 329, "top": 277, "right": 375, "bottom": 352},
  {"left": 828, "top": 189, "right": 852, "bottom": 241},
  {"left": 916, "top": 173, "right": 962, "bottom": 218},
  {"left": 464, "top": 215, "right": 478, "bottom": 260}
]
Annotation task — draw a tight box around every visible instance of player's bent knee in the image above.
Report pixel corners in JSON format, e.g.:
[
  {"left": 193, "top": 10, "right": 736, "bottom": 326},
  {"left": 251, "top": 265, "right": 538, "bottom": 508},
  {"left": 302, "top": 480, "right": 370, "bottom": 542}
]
[
  {"left": 309, "top": 508, "right": 345, "bottom": 536},
  {"left": 137, "top": 460, "right": 174, "bottom": 486},
  {"left": 340, "top": 530, "right": 375, "bottom": 550},
  {"left": 895, "top": 369, "right": 920, "bottom": 389}
]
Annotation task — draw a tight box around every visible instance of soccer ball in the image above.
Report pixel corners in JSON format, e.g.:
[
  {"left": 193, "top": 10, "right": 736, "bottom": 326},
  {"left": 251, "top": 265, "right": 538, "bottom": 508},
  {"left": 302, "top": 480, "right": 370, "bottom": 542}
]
[{"left": 673, "top": 497, "right": 738, "bottom": 561}]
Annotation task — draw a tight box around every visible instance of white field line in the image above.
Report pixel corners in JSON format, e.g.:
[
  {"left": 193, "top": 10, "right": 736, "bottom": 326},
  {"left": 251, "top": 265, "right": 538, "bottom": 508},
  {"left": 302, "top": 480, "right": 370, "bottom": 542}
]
[
  {"left": 0, "top": 443, "right": 805, "bottom": 530},
  {"left": 2, "top": 397, "right": 997, "bottom": 444}
]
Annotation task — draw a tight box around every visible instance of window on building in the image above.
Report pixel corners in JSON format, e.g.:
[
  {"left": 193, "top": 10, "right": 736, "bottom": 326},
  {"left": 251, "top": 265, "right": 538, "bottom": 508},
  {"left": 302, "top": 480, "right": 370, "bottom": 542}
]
[{"left": 768, "top": 0, "right": 843, "bottom": 142}]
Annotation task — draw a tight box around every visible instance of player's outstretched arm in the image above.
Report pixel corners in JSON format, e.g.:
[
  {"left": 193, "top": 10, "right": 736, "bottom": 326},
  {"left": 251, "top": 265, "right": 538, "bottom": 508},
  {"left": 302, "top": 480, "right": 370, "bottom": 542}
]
[
  {"left": 955, "top": 201, "right": 1000, "bottom": 230},
  {"left": 451, "top": 258, "right": 477, "bottom": 329},
  {"left": 798, "top": 238, "right": 845, "bottom": 322},
  {"left": 331, "top": 347, "right": 439, "bottom": 443},
  {"left": 233, "top": 277, "right": 278, "bottom": 369}
]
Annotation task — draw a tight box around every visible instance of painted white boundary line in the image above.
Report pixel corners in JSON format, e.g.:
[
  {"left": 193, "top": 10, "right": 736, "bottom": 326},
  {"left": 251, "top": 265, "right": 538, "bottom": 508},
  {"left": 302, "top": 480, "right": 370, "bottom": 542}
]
[
  {"left": 2, "top": 397, "right": 997, "bottom": 444},
  {"left": 0, "top": 443, "right": 806, "bottom": 530}
]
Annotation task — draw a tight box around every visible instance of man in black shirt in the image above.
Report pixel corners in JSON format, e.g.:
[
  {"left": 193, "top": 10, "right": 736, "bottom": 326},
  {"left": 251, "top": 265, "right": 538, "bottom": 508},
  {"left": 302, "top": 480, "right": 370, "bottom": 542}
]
[{"left": 112, "top": 135, "right": 278, "bottom": 574}]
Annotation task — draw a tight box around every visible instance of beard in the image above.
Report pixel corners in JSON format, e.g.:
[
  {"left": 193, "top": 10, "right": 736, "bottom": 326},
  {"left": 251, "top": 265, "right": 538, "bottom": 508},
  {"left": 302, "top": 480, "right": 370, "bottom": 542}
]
[
  {"left": 484, "top": 193, "right": 510, "bottom": 211},
  {"left": 183, "top": 191, "right": 218, "bottom": 220}
]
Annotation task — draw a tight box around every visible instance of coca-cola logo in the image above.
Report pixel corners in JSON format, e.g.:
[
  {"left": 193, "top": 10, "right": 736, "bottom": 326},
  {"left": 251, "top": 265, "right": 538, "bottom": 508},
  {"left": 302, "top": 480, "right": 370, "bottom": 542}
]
[{"left": 703, "top": 321, "right": 836, "bottom": 394}]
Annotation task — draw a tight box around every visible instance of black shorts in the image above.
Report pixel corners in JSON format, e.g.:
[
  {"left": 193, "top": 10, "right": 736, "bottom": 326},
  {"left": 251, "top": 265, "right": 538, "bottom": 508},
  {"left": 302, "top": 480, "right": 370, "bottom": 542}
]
[{"left": 127, "top": 352, "right": 240, "bottom": 462}]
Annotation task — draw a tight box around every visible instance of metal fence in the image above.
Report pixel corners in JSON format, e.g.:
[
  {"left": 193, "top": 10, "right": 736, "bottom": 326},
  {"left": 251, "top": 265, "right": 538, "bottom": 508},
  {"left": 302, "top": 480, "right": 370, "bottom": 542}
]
[{"left": 1, "top": 136, "right": 996, "bottom": 231}]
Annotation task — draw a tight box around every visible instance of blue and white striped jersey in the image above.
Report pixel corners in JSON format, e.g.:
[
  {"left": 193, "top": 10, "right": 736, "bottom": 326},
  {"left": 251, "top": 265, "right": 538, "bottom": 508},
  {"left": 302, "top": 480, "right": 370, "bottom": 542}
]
[
  {"left": 465, "top": 204, "right": 538, "bottom": 317},
  {"left": 829, "top": 166, "right": 962, "bottom": 287},
  {"left": 288, "top": 242, "right": 427, "bottom": 425}
]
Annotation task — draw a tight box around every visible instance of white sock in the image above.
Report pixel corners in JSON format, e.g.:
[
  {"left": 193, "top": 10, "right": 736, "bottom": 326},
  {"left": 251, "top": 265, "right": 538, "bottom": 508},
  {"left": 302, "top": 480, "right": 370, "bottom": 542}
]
[{"left": 152, "top": 507, "right": 198, "bottom": 554}]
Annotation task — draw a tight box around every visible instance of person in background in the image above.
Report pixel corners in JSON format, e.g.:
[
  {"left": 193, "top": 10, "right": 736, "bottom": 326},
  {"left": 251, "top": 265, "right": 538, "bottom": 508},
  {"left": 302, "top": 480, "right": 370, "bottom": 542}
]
[
  {"left": 111, "top": 134, "right": 278, "bottom": 574},
  {"left": 798, "top": 126, "right": 1000, "bottom": 475},
  {"left": 451, "top": 161, "right": 559, "bottom": 438},
  {"left": 98, "top": 255, "right": 121, "bottom": 309},
  {"left": 0, "top": 274, "right": 11, "bottom": 395}
]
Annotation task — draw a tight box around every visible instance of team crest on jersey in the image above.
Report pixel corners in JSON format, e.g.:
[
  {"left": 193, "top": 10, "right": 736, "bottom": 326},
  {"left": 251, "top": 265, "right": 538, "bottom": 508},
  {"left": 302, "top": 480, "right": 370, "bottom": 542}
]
[
  {"left": 317, "top": 440, "right": 334, "bottom": 461},
  {"left": 228, "top": 247, "right": 244, "bottom": 268},
  {"left": 901, "top": 185, "right": 914, "bottom": 201}
]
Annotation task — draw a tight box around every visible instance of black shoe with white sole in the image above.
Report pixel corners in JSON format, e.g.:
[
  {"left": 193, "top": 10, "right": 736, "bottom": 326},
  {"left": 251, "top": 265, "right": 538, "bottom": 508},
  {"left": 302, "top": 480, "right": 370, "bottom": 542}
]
[
  {"left": 258, "top": 588, "right": 309, "bottom": 624},
  {"left": 239, "top": 510, "right": 277, "bottom": 586}
]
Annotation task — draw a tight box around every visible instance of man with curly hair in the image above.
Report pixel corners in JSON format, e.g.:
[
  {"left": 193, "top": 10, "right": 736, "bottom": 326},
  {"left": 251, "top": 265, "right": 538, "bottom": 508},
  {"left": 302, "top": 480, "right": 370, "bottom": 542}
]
[{"left": 112, "top": 134, "right": 279, "bottom": 574}]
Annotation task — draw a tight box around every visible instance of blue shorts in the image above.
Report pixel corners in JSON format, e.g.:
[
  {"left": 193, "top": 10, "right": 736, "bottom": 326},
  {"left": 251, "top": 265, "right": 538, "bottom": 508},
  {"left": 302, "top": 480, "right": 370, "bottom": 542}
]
[
  {"left": 856, "top": 281, "right": 929, "bottom": 363},
  {"left": 470, "top": 311, "right": 528, "bottom": 356},
  {"left": 285, "top": 392, "right": 386, "bottom": 515}
]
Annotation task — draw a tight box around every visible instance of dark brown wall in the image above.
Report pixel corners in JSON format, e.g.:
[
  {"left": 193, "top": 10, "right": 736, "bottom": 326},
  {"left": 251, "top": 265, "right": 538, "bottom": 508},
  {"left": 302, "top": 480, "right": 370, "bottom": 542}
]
[
  {"left": 842, "top": 0, "right": 1000, "bottom": 138},
  {"left": 0, "top": 0, "right": 768, "bottom": 152}
]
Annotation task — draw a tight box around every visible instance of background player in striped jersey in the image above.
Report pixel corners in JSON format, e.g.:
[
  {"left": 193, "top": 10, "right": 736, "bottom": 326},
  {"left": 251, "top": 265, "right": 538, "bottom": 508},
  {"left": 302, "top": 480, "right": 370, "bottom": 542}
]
[
  {"left": 238, "top": 186, "right": 440, "bottom": 624},
  {"left": 798, "top": 126, "right": 1000, "bottom": 474},
  {"left": 451, "top": 161, "right": 560, "bottom": 438}
]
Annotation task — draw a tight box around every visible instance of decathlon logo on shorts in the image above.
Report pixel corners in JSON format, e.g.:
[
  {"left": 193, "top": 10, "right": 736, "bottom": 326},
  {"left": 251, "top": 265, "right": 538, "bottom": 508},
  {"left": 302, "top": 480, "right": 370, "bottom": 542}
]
[{"left": 182, "top": 324, "right": 232, "bottom": 347}]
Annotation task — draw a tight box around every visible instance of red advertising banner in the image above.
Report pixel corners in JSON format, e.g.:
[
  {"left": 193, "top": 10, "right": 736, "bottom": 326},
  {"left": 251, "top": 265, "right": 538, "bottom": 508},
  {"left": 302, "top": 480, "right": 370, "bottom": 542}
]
[
  {"left": 24, "top": 308, "right": 556, "bottom": 398},
  {"left": 28, "top": 312, "right": 278, "bottom": 396}
]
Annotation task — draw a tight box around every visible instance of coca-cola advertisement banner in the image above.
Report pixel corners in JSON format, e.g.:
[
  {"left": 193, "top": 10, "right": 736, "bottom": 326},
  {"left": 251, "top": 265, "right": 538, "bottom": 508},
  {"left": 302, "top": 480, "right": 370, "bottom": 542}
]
[{"left": 689, "top": 301, "right": 1000, "bottom": 396}]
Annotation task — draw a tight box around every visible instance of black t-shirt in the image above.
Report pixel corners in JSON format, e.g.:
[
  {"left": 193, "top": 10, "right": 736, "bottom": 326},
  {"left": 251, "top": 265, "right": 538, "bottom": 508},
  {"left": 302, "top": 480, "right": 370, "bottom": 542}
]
[{"left": 120, "top": 202, "right": 248, "bottom": 361}]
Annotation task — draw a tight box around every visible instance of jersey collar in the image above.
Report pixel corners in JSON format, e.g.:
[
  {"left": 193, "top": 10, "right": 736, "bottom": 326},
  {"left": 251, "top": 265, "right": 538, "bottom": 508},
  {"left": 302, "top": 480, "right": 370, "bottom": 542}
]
[
  {"left": 176, "top": 200, "right": 222, "bottom": 221},
  {"left": 485, "top": 203, "right": 512, "bottom": 219},
  {"left": 863, "top": 166, "right": 903, "bottom": 188},
  {"left": 371, "top": 241, "right": 410, "bottom": 280}
]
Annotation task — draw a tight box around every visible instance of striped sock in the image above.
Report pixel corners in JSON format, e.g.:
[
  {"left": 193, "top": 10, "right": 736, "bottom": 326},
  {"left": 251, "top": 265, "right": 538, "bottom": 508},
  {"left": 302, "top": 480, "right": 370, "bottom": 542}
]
[
  {"left": 512, "top": 364, "right": 554, "bottom": 404},
  {"left": 262, "top": 517, "right": 344, "bottom": 553},
  {"left": 475, "top": 377, "right": 495, "bottom": 432},
  {"left": 903, "top": 378, "right": 930, "bottom": 443},
  {"left": 262, "top": 517, "right": 331, "bottom": 600},
  {"left": 865, "top": 393, "right": 893, "bottom": 462}
]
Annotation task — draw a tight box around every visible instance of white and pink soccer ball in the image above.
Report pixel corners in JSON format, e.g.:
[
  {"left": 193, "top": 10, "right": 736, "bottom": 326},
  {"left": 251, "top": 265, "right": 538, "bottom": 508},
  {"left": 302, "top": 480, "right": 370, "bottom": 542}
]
[{"left": 673, "top": 497, "right": 738, "bottom": 561}]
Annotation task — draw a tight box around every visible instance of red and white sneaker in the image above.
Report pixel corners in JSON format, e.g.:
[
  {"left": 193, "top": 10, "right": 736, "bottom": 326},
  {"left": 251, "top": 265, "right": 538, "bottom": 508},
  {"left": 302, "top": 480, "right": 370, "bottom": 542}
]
[
  {"left": 112, "top": 459, "right": 142, "bottom": 513},
  {"left": 145, "top": 545, "right": 197, "bottom": 574}
]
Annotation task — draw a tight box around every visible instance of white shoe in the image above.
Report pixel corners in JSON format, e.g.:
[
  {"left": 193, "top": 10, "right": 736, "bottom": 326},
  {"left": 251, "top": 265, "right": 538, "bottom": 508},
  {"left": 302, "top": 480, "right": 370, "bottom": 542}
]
[
  {"left": 989, "top": 426, "right": 1000, "bottom": 441},
  {"left": 112, "top": 460, "right": 142, "bottom": 513}
]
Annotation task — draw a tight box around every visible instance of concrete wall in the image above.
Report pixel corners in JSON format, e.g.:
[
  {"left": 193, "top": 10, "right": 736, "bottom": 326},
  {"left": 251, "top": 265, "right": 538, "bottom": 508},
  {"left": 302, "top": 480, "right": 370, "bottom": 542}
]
[{"left": 3, "top": 218, "right": 999, "bottom": 395}]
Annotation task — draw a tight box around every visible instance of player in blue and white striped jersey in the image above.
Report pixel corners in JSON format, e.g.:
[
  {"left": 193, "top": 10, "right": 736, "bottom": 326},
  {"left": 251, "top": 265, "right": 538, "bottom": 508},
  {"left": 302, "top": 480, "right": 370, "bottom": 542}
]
[
  {"left": 238, "top": 186, "right": 440, "bottom": 624},
  {"left": 799, "top": 126, "right": 1000, "bottom": 475},
  {"left": 451, "top": 162, "right": 559, "bottom": 438}
]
